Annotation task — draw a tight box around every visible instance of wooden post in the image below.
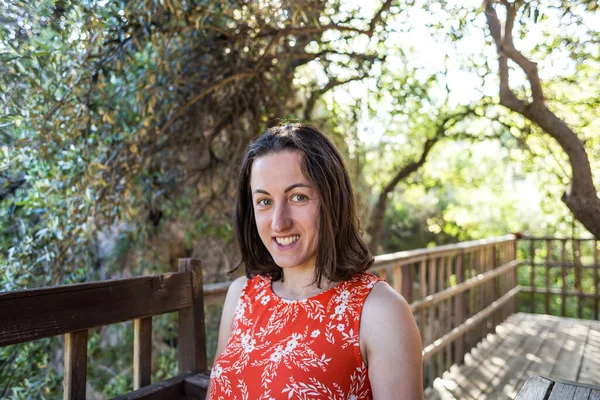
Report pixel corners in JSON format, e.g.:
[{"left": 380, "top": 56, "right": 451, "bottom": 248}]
[
  {"left": 575, "top": 240, "right": 582, "bottom": 319},
  {"left": 492, "top": 246, "right": 500, "bottom": 329},
  {"left": 545, "top": 240, "right": 551, "bottom": 314},
  {"left": 178, "top": 258, "right": 208, "bottom": 373},
  {"left": 377, "top": 268, "right": 388, "bottom": 281},
  {"left": 512, "top": 238, "right": 518, "bottom": 314},
  {"left": 445, "top": 255, "right": 452, "bottom": 371},
  {"left": 64, "top": 330, "right": 88, "bottom": 400},
  {"left": 455, "top": 252, "right": 465, "bottom": 363},
  {"left": 401, "top": 263, "right": 413, "bottom": 303},
  {"left": 530, "top": 240, "right": 535, "bottom": 313},
  {"left": 561, "top": 240, "right": 567, "bottom": 317},
  {"left": 134, "top": 317, "right": 152, "bottom": 389},
  {"left": 393, "top": 265, "right": 402, "bottom": 294},
  {"left": 595, "top": 241, "right": 599, "bottom": 320},
  {"left": 419, "top": 259, "right": 426, "bottom": 344}
]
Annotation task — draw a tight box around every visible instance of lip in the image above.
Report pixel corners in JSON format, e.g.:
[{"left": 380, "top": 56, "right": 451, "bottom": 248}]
[{"left": 272, "top": 236, "right": 300, "bottom": 250}]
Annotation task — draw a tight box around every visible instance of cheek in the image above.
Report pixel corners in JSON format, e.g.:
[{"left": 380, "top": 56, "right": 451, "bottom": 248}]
[{"left": 254, "top": 213, "right": 270, "bottom": 235}]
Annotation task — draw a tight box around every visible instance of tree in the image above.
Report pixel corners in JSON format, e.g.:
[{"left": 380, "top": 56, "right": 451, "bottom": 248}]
[{"left": 483, "top": 0, "right": 600, "bottom": 238}]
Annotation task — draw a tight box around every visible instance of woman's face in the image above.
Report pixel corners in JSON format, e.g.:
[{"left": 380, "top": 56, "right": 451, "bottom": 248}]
[{"left": 250, "top": 151, "right": 320, "bottom": 274}]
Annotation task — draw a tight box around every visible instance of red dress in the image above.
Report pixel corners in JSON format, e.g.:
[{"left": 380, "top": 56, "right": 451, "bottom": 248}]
[{"left": 208, "top": 273, "right": 383, "bottom": 400}]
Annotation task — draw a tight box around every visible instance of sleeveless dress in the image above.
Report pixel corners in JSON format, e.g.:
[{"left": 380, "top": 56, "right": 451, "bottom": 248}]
[{"left": 208, "top": 273, "right": 383, "bottom": 400}]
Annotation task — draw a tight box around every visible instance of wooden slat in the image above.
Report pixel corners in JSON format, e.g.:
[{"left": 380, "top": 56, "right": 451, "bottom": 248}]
[
  {"left": 445, "top": 255, "right": 452, "bottom": 370},
  {"left": 575, "top": 240, "right": 583, "bottom": 318},
  {"left": 410, "top": 260, "right": 518, "bottom": 313},
  {"left": 422, "top": 287, "right": 519, "bottom": 361},
  {"left": 514, "top": 375, "right": 554, "bottom": 399},
  {"left": 436, "top": 313, "right": 532, "bottom": 399},
  {"left": 545, "top": 239, "right": 551, "bottom": 314},
  {"left": 574, "top": 386, "right": 592, "bottom": 400},
  {"left": 401, "top": 263, "right": 413, "bottom": 303},
  {"left": 595, "top": 241, "right": 599, "bottom": 320},
  {"left": 64, "top": 330, "right": 88, "bottom": 400},
  {"left": 530, "top": 239, "right": 535, "bottom": 313},
  {"left": 419, "top": 259, "right": 426, "bottom": 344},
  {"left": 111, "top": 372, "right": 193, "bottom": 400},
  {"left": 577, "top": 320, "right": 600, "bottom": 385},
  {"left": 548, "top": 382, "right": 577, "bottom": 400},
  {"left": 511, "top": 317, "right": 575, "bottom": 394},
  {"left": 519, "top": 287, "right": 599, "bottom": 299},
  {"left": 455, "top": 253, "right": 465, "bottom": 363},
  {"left": 561, "top": 240, "right": 567, "bottom": 316},
  {"left": 393, "top": 265, "right": 402, "bottom": 294},
  {"left": 487, "top": 315, "right": 561, "bottom": 398},
  {"left": 134, "top": 317, "right": 152, "bottom": 390},
  {"left": 482, "top": 315, "right": 557, "bottom": 398},
  {"left": 0, "top": 272, "right": 193, "bottom": 347},
  {"left": 178, "top": 259, "right": 208, "bottom": 373},
  {"left": 549, "top": 319, "right": 590, "bottom": 381}
]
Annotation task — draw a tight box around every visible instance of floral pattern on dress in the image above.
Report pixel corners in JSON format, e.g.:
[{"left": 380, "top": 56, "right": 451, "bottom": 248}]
[{"left": 209, "top": 273, "right": 383, "bottom": 400}]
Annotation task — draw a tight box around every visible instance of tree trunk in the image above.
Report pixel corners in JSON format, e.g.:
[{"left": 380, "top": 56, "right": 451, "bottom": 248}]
[{"left": 484, "top": 0, "right": 600, "bottom": 238}]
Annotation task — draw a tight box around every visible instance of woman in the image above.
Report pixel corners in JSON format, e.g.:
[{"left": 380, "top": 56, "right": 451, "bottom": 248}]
[{"left": 208, "top": 124, "right": 423, "bottom": 399}]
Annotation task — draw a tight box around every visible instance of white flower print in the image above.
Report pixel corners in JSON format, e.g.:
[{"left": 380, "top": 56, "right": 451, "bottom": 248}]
[
  {"left": 241, "top": 332, "right": 256, "bottom": 353},
  {"left": 209, "top": 274, "right": 381, "bottom": 399},
  {"left": 234, "top": 302, "right": 247, "bottom": 320},
  {"left": 211, "top": 364, "right": 223, "bottom": 379},
  {"left": 255, "top": 289, "right": 267, "bottom": 301}
]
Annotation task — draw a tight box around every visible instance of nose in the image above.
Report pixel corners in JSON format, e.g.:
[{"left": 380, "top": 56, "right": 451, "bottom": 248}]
[{"left": 271, "top": 203, "right": 292, "bottom": 232}]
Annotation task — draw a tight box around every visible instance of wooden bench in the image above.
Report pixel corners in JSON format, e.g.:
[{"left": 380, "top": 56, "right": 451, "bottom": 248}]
[
  {"left": 515, "top": 375, "right": 600, "bottom": 400},
  {"left": 0, "top": 259, "right": 210, "bottom": 400}
]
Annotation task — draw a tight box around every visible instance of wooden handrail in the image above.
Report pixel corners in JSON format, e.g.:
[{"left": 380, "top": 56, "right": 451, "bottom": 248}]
[{"left": 0, "top": 271, "right": 193, "bottom": 347}]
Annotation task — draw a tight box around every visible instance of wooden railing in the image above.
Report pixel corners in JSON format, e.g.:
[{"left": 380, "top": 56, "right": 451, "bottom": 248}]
[
  {"left": 0, "top": 259, "right": 210, "bottom": 400},
  {"left": 517, "top": 237, "right": 599, "bottom": 320},
  {"left": 3, "top": 235, "right": 598, "bottom": 398}
]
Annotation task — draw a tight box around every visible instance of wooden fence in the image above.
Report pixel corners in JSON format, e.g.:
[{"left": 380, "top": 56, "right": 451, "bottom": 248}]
[
  {"left": 2, "top": 235, "right": 599, "bottom": 398},
  {"left": 0, "top": 259, "right": 210, "bottom": 400},
  {"left": 517, "top": 237, "right": 600, "bottom": 320}
]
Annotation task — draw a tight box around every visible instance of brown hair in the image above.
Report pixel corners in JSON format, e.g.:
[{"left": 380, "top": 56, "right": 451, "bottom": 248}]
[{"left": 233, "top": 123, "right": 373, "bottom": 286}]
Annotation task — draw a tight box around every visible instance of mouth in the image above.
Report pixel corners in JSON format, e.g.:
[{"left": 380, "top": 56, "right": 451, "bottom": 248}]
[{"left": 273, "top": 235, "right": 300, "bottom": 246}]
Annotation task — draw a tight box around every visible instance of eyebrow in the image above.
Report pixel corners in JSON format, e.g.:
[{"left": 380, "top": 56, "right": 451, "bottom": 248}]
[{"left": 253, "top": 183, "right": 312, "bottom": 195}]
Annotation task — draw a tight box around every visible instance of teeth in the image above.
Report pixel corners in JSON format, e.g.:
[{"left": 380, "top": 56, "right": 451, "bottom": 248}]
[{"left": 275, "top": 235, "right": 300, "bottom": 246}]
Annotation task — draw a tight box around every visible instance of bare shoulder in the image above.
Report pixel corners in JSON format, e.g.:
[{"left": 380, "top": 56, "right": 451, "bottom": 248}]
[
  {"left": 363, "top": 281, "right": 412, "bottom": 321},
  {"left": 361, "top": 281, "right": 423, "bottom": 398},
  {"left": 214, "top": 275, "right": 249, "bottom": 363},
  {"left": 228, "top": 275, "right": 248, "bottom": 296}
]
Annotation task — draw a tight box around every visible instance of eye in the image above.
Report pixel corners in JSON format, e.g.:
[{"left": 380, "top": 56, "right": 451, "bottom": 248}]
[
  {"left": 291, "top": 193, "right": 308, "bottom": 202},
  {"left": 256, "top": 198, "right": 272, "bottom": 207}
]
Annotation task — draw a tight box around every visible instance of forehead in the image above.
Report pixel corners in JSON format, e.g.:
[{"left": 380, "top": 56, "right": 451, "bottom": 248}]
[{"left": 250, "top": 151, "right": 311, "bottom": 190}]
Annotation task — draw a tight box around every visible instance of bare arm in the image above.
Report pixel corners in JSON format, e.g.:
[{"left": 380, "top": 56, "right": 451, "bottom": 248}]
[
  {"left": 206, "top": 276, "right": 247, "bottom": 399},
  {"left": 361, "top": 282, "right": 423, "bottom": 399}
]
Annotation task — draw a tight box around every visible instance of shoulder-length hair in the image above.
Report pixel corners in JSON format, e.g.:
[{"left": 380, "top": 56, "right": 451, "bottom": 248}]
[{"left": 233, "top": 123, "right": 373, "bottom": 286}]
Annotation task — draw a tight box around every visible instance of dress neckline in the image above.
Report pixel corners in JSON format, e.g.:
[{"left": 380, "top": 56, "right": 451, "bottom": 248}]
[{"left": 265, "top": 274, "right": 356, "bottom": 303}]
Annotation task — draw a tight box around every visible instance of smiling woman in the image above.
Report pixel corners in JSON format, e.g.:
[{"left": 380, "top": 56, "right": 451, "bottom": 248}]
[{"left": 207, "top": 123, "right": 423, "bottom": 400}]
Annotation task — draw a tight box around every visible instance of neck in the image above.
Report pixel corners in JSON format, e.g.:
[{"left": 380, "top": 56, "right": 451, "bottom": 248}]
[{"left": 274, "top": 268, "right": 335, "bottom": 300}]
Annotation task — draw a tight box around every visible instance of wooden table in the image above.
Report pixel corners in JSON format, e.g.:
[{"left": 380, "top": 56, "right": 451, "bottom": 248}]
[{"left": 515, "top": 375, "right": 600, "bottom": 400}]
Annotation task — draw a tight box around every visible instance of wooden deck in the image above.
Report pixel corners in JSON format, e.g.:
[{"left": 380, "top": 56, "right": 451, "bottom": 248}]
[{"left": 426, "top": 313, "right": 600, "bottom": 399}]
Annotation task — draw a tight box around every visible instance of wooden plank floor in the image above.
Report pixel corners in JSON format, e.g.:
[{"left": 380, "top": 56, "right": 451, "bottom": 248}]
[{"left": 425, "top": 313, "right": 600, "bottom": 400}]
